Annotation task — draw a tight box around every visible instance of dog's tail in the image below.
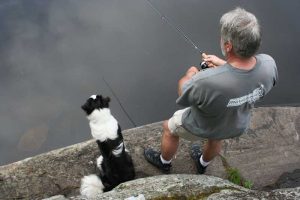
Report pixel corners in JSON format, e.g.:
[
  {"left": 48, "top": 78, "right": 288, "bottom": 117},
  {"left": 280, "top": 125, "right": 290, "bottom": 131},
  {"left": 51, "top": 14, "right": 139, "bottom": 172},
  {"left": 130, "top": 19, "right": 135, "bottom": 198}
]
[{"left": 80, "top": 174, "right": 104, "bottom": 198}]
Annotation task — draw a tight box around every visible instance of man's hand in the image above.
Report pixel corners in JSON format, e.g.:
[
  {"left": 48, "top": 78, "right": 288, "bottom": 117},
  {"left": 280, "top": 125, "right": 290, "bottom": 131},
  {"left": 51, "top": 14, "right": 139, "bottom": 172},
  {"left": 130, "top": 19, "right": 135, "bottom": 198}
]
[{"left": 202, "top": 53, "right": 226, "bottom": 68}]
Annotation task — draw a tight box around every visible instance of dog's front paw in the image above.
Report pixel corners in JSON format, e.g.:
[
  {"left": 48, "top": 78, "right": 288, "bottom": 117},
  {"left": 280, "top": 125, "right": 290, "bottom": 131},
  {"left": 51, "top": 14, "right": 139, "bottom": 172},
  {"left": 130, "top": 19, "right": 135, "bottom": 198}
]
[{"left": 97, "top": 155, "right": 103, "bottom": 171}]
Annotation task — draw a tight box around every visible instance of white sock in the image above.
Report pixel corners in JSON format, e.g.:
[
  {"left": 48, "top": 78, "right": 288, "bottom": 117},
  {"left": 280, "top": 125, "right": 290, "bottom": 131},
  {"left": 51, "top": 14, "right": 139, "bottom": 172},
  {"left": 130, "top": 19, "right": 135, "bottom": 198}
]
[
  {"left": 160, "top": 155, "right": 172, "bottom": 164},
  {"left": 200, "top": 155, "right": 211, "bottom": 167}
]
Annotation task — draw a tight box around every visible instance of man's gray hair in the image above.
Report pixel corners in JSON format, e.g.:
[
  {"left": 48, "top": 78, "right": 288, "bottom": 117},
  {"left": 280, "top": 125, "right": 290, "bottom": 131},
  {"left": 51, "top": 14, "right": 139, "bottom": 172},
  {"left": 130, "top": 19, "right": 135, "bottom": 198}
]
[{"left": 220, "top": 7, "right": 261, "bottom": 58}]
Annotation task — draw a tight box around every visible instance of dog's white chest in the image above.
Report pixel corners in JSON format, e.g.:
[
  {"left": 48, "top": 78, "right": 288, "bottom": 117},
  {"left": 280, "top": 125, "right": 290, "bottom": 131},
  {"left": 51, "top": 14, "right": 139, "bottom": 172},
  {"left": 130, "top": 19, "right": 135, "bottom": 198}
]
[{"left": 87, "top": 109, "right": 119, "bottom": 141}]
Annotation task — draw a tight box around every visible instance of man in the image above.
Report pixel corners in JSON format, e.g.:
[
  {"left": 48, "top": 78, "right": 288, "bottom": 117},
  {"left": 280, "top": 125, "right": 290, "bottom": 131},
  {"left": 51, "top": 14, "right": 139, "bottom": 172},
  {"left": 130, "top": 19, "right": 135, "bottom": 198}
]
[{"left": 144, "top": 7, "right": 278, "bottom": 174}]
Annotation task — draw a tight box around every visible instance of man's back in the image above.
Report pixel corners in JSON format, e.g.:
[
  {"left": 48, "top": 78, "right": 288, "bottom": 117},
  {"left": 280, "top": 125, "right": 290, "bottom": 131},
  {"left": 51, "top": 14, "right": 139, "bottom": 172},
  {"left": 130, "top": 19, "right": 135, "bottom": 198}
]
[
  {"left": 144, "top": 7, "right": 278, "bottom": 176},
  {"left": 177, "top": 54, "right": 278, "bottom": 139}
]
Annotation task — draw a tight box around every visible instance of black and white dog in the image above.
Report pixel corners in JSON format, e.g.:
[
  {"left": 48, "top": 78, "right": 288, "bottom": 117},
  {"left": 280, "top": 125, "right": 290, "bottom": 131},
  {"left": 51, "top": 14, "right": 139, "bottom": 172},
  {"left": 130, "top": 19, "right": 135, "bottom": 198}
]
[{"left": 80, "top": 95, "right": 135, "bottom": 198}]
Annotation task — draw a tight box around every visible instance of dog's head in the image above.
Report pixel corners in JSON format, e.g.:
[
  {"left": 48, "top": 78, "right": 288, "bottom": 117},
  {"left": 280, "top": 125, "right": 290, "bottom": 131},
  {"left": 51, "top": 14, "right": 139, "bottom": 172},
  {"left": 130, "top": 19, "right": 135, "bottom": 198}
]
[{"left": 81, "top": 95, "right": 111, "bottom": 115}]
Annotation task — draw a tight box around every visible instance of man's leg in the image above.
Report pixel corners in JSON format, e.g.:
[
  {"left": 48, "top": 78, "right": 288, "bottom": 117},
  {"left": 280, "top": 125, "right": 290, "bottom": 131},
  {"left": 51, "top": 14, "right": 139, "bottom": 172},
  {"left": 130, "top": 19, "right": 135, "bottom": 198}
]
[
  {"left": 202, "top": 139, "right": 222, "bottom": 162},
  {"left": 144, "top": 120, "right": 177, "bottom": 173},
  {"left": 190, "top": 139, "right": 222, "bottom": 174},
  {"left": 143, "top": 120, "right": 179, "bottom": 173},
  {"left": 161, "top": 120, "right": 179, "bottom": 161}
]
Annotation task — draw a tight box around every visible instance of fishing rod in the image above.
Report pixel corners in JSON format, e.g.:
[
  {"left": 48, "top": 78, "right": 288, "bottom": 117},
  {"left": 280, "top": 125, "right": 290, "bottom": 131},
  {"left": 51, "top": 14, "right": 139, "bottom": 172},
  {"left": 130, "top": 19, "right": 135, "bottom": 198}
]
[
  {"left": 102, "top": 1, "right": 209, "bottom": 127},
  {"left": 102, "top": 77, "right": 137, "bottom": 127},
  {"left": 144, "top": 0, "right": 209, "bottom": 69}
]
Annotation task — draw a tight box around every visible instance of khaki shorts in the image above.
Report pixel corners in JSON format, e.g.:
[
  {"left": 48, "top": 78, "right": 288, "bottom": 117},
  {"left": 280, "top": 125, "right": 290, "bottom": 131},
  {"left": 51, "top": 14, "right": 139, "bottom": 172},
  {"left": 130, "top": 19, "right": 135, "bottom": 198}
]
[{"left": 167, "top": 108, "right": 202, "bottom": 141}]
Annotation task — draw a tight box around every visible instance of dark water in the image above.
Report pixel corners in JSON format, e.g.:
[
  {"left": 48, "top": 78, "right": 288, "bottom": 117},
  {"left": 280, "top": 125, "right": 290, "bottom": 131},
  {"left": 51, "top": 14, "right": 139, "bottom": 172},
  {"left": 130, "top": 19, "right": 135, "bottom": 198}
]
[{"left": 0, "top": 0, "right": 299, "bottom": 165}]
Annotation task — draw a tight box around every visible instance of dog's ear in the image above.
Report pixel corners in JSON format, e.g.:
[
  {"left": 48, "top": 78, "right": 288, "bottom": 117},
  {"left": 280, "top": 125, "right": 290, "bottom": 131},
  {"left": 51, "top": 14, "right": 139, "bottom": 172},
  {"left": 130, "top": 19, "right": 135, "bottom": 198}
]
[
  {"left": 96, "top": 95, "right": 102, "bottom": 100},
  {"left": 81, "top": 98, "right": 94, "bottom": 115},
  {"left": 103, "top": 96, "right": 110, "bottom": 108},
  {"left": 105, "top": 96, "right": 111, "bottom": 103},
  {"left": 96, "top": 95, "right": 103, "bottom": 105}
]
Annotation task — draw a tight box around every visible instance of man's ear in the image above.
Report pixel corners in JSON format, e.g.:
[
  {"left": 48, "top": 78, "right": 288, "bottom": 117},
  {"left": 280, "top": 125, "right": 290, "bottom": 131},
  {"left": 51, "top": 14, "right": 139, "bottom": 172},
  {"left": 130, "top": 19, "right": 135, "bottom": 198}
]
[{"left": 225, "top": 41, "right": 232, "bottom": 52}]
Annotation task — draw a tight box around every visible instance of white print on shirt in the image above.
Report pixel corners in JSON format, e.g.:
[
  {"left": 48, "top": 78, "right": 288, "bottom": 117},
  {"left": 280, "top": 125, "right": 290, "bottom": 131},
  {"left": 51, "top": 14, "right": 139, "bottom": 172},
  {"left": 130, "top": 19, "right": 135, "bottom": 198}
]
[{"left": 227, "top": 84, "right": 265, "bottom": 107}]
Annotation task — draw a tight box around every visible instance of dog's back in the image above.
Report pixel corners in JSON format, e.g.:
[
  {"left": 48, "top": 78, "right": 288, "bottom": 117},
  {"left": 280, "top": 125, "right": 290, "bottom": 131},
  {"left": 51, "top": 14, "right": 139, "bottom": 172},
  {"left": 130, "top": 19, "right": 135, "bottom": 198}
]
[
  {"left": 96, "top": 125, "right": 135, "bottom": 191},
  {"left": 80, "top": 95, "right": 135, "bottom": 197}
]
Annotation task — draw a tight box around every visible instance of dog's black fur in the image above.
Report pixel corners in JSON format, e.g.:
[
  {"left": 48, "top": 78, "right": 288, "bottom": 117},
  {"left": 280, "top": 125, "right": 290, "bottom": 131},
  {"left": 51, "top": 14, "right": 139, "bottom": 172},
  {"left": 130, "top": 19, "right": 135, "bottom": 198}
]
[
  {"left": 81, "top": 95, "right": 135, "bottom": 194},
  {"left": 81, "top": 95, "right": 110, "bottom": 115},
  {"left": 95, "top": 125, "right": 135, "bottom": 191}
]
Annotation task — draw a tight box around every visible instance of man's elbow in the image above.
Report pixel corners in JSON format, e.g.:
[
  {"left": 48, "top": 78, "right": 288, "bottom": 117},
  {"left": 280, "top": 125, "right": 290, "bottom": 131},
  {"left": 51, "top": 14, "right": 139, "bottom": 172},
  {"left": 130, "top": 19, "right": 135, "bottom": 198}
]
[{"left": 178, "top": 77, "right": 189, "bottom": 96}]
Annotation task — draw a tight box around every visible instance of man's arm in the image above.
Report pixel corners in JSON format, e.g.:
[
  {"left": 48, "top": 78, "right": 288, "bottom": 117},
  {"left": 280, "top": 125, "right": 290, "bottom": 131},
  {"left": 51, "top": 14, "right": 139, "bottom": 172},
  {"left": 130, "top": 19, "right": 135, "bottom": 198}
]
[
  {"left": 202, "top": 53, "right": 226, "bottom": 67},
  {"left": 178, "top": 54, "right": 225, "bottom": 96},
  {"left": 178, "top": 66, "right": 199, "bottom": 96}
]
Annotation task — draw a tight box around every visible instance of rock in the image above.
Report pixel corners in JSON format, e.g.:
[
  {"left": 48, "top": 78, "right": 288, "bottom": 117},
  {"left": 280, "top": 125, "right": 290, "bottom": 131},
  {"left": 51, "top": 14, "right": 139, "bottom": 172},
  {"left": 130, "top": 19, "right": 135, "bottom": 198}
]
[
  {"left": 275, "top": 169, "right": 300, "bottom": 188},
  {"left": 263, "top": 169, "right": 300, "bottom": 190},
  {"left": 70, "top": 174, "right": 300, "bottom": 200},
  {"left": 0, "top": 107, "right": 300, "bottom": 199},
  {"left": 0, "top": 141, "right": 98, "bottom": 199},
  {"left": 43, "top": 195, "right": 68, "bottom": 200}
]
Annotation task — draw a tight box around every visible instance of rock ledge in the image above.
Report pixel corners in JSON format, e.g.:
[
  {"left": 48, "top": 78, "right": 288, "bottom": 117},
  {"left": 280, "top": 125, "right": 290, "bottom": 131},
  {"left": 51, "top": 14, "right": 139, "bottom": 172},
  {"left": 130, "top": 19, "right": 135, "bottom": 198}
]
[{"left": 1, "top": 107, "right": 300, "bottom": 199}]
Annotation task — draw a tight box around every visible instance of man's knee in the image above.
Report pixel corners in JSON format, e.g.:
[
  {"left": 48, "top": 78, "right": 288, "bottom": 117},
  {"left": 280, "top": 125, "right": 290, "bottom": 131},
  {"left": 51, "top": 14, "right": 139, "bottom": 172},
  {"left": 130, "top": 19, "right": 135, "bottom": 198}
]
[
  {"left": 163, "top": 120, "right": 178, "bottom": 138},
  {"left": 163, "top": 120, "right": 170, "bottom": 132}
]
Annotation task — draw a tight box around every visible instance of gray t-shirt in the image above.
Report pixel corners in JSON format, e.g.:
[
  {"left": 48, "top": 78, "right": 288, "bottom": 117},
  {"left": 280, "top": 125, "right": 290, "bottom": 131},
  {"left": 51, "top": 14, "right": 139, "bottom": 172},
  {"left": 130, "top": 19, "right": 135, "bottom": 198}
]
[{"left": 176, "top": 54, "right": 278, "bottom": 139}]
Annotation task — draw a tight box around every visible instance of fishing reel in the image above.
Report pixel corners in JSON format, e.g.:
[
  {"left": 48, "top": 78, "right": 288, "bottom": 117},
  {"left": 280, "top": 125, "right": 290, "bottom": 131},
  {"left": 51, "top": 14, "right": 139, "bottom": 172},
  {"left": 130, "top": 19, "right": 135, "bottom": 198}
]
[{"left": 200, "top": 61, "right": 209, "bottom": 70}]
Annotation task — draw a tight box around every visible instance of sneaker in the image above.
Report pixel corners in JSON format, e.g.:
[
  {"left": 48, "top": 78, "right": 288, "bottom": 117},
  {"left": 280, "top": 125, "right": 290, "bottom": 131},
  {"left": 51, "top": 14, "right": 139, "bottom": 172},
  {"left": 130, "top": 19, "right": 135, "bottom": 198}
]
[
  {"left": 144, "top": 148, "right": 171, "bottom": 174},
  {"left": 190, "top": 144, "right": 207, "bottom": 174}
]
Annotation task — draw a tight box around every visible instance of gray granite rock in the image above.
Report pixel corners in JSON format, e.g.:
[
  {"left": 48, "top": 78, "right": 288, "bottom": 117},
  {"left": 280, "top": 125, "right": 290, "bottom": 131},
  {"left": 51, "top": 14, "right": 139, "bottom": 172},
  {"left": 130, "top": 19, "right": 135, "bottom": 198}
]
[
  {"left": 264, "top": 169, "right": 300, "bottom": 190},
  {"left": 70, "top": 174, "right": 300, "bottom": 200},
  {"left": 43, "top": 195, "right": 68, "bottom": 200},
  {"left": 0, "top": 107, "right": 300, "bottom": 199}
]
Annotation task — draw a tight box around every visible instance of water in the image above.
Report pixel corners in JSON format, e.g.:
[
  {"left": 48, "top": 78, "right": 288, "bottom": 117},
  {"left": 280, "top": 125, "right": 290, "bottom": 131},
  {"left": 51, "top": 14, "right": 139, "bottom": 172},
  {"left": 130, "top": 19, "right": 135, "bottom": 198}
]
[
  {"left": 0, "top": 0, "right": 299, "bottom": 165},
  {"left": 145, "top": 0, "right": 202, "bottom": 52},
  {"left": 102, "top": 77, "right": 137, "bottom": 127}
]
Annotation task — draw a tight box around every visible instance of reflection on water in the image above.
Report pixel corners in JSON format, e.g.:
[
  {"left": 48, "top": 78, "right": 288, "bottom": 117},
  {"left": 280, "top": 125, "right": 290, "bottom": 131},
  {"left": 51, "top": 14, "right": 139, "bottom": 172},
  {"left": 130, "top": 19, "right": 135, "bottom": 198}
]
[
  {"left": 17, "top": 123, "right": 49, "bottom": 152},
  {"left": 0, "top": 0, "right": 300, "bottom": 165}
]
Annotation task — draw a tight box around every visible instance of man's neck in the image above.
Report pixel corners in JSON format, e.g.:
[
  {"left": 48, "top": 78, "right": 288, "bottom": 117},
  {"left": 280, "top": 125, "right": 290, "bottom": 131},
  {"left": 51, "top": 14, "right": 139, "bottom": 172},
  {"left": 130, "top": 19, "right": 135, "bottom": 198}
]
[{"left": 227, "top": 54, "right": 256, "bottom": 70}]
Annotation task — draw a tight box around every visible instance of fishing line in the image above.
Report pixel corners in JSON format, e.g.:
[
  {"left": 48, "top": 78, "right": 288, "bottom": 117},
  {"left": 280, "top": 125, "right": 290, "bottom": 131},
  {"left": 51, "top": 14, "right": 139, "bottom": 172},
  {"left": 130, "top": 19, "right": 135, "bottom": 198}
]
[
  {"left": 144, "top": 0, "right": 203, "bottom": 53},
  {"left": 103, "top": 1, "right": 208, "bottom": 127},
  {"left": 102, "top": 77, "right": 137, "bottom": 127}
]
